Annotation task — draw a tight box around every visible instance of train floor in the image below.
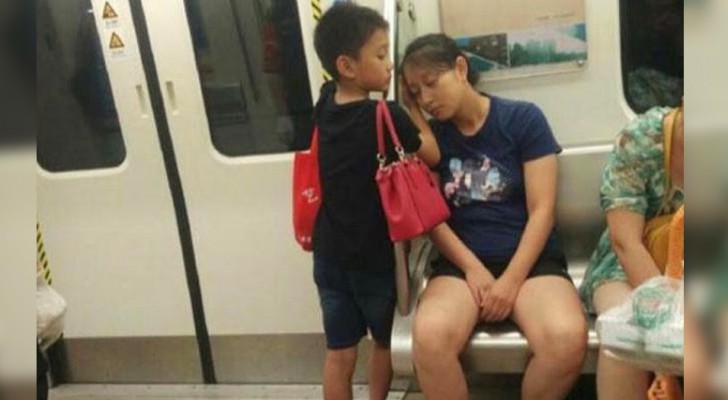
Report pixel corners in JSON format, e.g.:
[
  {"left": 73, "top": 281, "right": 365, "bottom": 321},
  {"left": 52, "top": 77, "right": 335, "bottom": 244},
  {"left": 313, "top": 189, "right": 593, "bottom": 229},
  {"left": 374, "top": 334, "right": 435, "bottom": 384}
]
[
  {"left": 48, "top": 375, "right": 597, "bottom": 399},
  {"left": 50, "top": 384, "right": 407, "bottom": 400},
  {"left": 48, "top": 384, "right": 524, "bottom": 400}
]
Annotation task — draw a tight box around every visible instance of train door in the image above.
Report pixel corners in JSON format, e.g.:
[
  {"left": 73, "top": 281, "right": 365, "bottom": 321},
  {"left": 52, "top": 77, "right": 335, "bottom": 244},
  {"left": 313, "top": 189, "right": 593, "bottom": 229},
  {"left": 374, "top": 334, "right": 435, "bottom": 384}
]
[
  {"left": 138, "top": 0, "right": 398, "bottom": 382},
  {"left": 36, "top": 0, "right": 205, "bottom": 382},
  {"left": 138, "top": 0, "right": 319, "bottom": 383}
]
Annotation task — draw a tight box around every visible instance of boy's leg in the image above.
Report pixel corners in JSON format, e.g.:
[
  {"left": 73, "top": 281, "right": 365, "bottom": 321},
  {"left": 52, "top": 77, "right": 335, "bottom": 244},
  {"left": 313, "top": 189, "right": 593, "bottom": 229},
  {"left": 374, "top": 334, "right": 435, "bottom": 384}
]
[
  {"left": 350, "top": 268, "right": 397, "bottom": 400},
  {"left": 314, "top": 255, "right": 368, "bottom": 400},
  {"left": 324, "top": 346, "right": 359, "bottom": 400},
  {"left": 511, "top": 276, "right": 588, "bottom": 400},
  {"left": 368, "top": 341, "right": 392, "bottom": 400}
]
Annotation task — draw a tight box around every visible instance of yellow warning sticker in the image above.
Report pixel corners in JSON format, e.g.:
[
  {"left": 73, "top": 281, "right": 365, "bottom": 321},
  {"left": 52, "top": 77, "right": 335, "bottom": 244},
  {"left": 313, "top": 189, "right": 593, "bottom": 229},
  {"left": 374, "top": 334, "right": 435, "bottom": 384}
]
[
  {"left": 103, "top": 1, "right": 119, "bottom": 19},
  {"left": 106, "top": 29, "right": 130, "bottom": 60},
  {"left": 109, "top": 32, "right": 124, "bottom": 49}
]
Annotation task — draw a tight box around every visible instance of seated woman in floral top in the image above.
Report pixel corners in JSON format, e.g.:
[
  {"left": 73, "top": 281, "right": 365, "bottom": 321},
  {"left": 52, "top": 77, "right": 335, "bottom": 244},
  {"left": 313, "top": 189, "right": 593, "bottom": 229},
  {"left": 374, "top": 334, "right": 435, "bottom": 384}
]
[{"left": 580, "top": 104, "right": 687, "bottom": 399}]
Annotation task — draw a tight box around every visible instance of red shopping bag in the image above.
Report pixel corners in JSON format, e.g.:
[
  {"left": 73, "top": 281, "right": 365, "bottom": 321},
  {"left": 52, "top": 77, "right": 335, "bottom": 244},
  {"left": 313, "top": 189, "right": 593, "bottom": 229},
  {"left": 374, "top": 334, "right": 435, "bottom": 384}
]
[{"left": 292, "top": 127, "right": 321, "bottom": 251}]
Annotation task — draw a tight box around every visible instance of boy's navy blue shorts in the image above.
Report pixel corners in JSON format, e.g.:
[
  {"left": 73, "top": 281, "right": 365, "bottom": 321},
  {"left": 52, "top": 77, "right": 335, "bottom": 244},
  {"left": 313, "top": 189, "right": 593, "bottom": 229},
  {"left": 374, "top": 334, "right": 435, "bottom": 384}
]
[{"left": 313, "top": 253, "right": 396, "bottom": 350}]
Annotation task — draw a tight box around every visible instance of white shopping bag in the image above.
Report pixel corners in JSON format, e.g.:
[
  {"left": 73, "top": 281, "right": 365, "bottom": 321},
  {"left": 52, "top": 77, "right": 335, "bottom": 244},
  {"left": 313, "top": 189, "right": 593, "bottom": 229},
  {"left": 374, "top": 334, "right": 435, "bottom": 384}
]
[
  {"left": 596, "top": 276, "right": 684, "bottom": 374},
  {"left": 37, "top": 275, "right": 66, "bottom": 350}
]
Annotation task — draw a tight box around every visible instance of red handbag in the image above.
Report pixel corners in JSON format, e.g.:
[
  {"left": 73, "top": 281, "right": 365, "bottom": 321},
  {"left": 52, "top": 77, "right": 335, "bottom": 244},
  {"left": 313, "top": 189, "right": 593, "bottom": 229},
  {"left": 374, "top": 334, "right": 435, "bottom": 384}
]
[
  {"left": 292, "top": 127, "right": 321, "bottom": 251},
  {"left": 375, "top": 101, "right": 450, "bottom": 241}
]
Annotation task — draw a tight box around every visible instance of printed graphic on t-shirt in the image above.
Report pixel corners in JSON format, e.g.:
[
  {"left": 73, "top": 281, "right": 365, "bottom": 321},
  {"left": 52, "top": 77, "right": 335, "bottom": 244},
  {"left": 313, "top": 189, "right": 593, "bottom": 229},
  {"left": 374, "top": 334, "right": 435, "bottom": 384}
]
[{"left": 444, "top": 156, "right": 511, "bottom": 206}]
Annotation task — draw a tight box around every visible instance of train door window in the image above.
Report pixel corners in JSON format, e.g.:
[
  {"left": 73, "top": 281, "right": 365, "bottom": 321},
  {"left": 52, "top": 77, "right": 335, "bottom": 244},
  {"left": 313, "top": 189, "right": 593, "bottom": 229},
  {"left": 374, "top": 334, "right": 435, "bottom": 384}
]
[
  {"left": 37, "top": 0, "right": 127, "bottom": 172},
  {"left": 183, "top": 0, "right": 314, "bottom": 157},
  {"left": 621, "top": 0, "right": 683, "bottom": 113}
]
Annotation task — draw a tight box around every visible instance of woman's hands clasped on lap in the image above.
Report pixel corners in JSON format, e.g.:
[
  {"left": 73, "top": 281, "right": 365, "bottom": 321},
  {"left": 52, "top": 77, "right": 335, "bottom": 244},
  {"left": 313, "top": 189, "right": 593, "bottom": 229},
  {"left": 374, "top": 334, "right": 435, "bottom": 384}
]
[
  {"left": 463, "top": 264, "right": 495, "bottom": 310},
  {"left": 480, "top": 275, "right": 522, "bottom": 322}
]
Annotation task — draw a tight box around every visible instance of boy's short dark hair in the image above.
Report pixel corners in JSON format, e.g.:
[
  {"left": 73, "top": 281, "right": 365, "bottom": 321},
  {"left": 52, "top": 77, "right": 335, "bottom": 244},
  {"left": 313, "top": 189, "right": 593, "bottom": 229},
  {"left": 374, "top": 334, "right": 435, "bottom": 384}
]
[{"left": 314, "top": 3, "right": 389, "bottom": 81}]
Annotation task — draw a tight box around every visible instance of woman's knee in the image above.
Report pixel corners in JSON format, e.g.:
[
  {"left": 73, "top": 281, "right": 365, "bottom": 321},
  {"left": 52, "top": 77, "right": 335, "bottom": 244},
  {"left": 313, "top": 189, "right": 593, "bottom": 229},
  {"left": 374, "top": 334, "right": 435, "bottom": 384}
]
[
  {"left": 593, "top": 281, "right": 633, "bottom": 315},
  {"left": 413, "top": 313, "right": 462, "bottom": 364},
  {"left": 412, "top": 279, "right": 478, "bottom": 370},
  {"left": 532, "top": 317, "right": 589, "bottom": 368}
]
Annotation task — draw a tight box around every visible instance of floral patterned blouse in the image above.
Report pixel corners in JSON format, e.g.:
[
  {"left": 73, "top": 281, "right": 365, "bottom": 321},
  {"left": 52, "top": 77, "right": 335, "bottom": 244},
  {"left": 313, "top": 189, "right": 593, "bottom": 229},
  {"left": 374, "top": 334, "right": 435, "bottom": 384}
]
[{"left": 580, "top": 106, "right": 684, "bottom": 312}]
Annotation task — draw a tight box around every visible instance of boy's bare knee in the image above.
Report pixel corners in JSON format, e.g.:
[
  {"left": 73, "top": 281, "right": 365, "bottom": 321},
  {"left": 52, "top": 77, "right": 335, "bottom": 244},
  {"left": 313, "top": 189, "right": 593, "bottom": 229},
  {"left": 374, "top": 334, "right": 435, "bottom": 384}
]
[
  {"left": 372, "top": 341, "right": 391, "bottom": 352},
  {"left": 326, "top": 347, "right": 358, "bottom": 371}
]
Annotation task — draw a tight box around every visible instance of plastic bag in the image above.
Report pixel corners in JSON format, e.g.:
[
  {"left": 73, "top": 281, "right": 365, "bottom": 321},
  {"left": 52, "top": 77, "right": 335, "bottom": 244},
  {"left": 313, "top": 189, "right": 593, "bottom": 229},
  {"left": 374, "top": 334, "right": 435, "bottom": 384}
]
[
  {"left": 37, "top": 275, "right": 66, "bottom": 350},
  {"left": 596, "top": 276, "right": 684, "bottom": 374}
]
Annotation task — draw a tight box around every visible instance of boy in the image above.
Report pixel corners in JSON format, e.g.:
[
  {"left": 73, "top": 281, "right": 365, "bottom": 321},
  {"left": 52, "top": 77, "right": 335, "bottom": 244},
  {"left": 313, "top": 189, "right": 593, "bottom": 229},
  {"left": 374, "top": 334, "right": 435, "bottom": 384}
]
[{"left": 312, "top": 3, "right": 437, "bottom": 399}]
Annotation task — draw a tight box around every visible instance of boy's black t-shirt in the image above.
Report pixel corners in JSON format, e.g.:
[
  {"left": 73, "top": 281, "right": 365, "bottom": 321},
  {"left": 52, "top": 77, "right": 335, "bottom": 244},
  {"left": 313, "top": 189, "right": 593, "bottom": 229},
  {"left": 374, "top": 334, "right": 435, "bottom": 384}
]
[{"left": 312, "top": 90, "right": 422, "bottom": 270}]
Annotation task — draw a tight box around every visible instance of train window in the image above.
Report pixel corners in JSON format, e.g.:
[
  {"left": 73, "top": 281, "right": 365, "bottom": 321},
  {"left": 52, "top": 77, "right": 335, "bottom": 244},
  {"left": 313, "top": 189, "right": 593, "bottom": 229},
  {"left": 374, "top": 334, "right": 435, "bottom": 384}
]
[
  {"left": 37, "top": 0, "right": 127, "bottom": 172},
  {"left": 183, "top": 0, "right": 314, "bottom": 157},
  {"left": 621, "top": 0, "right": 683, "bottom": 113}
]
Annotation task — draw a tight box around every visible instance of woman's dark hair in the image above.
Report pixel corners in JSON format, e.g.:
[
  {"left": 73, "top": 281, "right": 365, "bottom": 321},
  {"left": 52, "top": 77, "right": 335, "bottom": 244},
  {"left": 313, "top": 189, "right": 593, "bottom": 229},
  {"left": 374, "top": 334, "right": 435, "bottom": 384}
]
[{"left": 401, "top": 33, "right": 480, "bottom": 86}]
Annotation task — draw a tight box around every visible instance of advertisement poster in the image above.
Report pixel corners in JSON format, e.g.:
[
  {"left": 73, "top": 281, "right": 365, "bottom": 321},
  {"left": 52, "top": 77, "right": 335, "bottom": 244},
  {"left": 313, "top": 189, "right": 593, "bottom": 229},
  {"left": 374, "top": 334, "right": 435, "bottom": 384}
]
[{"left": 441, "top": 0, "right": 587, "bottom": 80}]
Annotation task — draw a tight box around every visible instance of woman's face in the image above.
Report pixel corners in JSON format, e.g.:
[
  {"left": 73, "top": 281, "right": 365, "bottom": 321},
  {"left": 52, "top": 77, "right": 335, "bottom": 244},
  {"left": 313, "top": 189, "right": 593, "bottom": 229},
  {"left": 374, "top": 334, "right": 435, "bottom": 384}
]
[{"left": 403, "top": 57, "right": 470, "bottom": 121}]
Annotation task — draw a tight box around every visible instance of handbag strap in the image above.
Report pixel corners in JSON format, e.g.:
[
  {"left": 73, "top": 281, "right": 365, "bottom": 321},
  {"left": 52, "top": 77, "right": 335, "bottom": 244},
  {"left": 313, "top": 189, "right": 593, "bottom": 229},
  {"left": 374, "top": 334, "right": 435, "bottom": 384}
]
[
  {"left": 310, "top": 126, "right": 319, "bottom": 153},
  {"left": 665, "top": 205, "right": 684, "bottom": 280},
  {"left": 663, "top": 109, "right": 677, "bottom": 192},
  {"left": 376, "top": 101, "right": 405, "bottom": 166},
  {"left": 657, "top": 108, "right": 680, "bottom": 214}
]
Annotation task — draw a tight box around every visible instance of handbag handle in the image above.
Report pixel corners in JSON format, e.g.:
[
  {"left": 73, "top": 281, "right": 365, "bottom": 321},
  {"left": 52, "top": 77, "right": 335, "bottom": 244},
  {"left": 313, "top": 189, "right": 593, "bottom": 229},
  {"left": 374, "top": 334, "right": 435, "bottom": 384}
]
[
  {"left": 309, "top": 126, "right": 319, "bottom": 153},
  {"left": 376, "top": 101, "right": 406, "bottom": 167}
]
